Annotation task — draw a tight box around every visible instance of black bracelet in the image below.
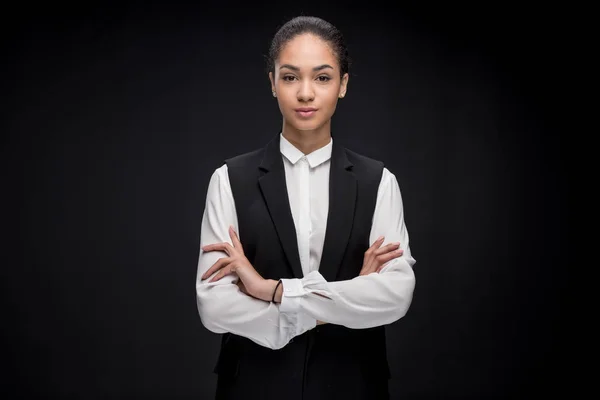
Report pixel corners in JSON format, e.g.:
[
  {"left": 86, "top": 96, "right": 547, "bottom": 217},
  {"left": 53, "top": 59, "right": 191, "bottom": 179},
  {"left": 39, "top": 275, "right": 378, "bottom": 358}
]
[{"left": 272, "top": 280, "right": 283, "bottom": 303}]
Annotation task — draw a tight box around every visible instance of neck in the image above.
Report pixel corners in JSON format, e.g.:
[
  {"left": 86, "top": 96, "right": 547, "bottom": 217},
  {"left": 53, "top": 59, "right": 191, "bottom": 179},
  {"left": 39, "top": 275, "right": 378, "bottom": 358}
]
[{"left": 281, "top": 120, "right": 332, "bottom": 155}]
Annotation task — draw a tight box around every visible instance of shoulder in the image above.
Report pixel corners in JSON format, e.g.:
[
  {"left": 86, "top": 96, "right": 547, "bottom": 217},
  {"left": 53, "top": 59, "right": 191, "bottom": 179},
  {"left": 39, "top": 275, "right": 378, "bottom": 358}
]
[
  {"left": 224, "top": 147, "right": 265, "bottom": 170},
  {"left": 343, "top": 147, "right": 385, "bottom": 171},
  {"left": 218, "top": 146, "right": 266, "bottom": 195},
  {"left": 341, "top": 147, "right": 386, "bottom": 186},
  {"left": 206, "top": 147, "right": 265, "bottom": 186},
  {"left": 340, "top": 146, "right": 400, "bottom": 190}
]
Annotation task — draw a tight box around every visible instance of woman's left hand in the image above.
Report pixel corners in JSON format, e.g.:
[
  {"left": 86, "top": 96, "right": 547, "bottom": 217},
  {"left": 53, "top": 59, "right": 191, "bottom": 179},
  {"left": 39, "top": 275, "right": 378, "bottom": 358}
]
[{"left": 201, "top": 226, "right": 274, "bottom": 301}]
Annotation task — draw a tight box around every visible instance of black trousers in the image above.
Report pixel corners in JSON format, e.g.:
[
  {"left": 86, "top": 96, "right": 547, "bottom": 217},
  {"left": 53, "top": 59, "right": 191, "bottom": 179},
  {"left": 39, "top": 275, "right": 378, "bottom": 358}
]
[{"left": 214, "top": 325, "right": 390, "bottom": 400}]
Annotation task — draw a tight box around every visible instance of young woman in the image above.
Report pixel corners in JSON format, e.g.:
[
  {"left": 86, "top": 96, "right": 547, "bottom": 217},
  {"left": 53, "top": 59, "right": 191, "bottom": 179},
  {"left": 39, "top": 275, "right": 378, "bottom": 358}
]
[{"left": 196, "top": 15, "right": 416, "bottom": 400}]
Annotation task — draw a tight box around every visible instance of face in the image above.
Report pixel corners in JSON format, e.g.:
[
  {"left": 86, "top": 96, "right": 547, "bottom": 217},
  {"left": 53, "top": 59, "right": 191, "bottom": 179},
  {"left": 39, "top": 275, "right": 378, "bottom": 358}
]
[{"left": 269, "top": 33, "right": 348, "bottom": 133}]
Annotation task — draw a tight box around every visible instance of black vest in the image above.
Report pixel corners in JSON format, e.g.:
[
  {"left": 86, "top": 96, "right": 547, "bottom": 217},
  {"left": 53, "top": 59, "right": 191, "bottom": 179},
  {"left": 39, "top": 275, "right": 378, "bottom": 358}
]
[{"left": 212, "top": 133, "right": 390, "bottom": 400}]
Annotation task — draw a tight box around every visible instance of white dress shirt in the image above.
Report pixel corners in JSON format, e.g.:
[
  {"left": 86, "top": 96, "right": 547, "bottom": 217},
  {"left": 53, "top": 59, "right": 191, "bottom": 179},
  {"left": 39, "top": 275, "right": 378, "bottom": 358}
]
[{"left": 196, "top": 133, "right": 416, "bottom": 350}]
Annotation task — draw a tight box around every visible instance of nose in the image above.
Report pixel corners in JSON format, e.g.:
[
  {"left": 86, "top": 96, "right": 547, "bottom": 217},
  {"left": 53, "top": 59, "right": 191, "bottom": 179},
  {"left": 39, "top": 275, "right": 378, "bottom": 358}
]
[{"left": 297, "top": 80, "right": 315, "bottom": 102}]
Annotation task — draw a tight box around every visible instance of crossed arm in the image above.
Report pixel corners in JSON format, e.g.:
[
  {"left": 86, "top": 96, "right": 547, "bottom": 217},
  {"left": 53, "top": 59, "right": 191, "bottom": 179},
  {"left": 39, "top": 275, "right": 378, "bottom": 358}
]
[{"left": 195, "top": 165, "right": 416, "bottom": 350}]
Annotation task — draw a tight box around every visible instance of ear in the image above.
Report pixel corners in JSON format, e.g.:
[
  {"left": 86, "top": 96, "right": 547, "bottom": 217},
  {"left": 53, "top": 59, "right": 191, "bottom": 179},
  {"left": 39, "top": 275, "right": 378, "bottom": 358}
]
[
  {"left": 269, "top": 72, "right": 276, "bottom": 93},
  {"left": 339, "top": 72, "right": 349, "bottom": 98}
]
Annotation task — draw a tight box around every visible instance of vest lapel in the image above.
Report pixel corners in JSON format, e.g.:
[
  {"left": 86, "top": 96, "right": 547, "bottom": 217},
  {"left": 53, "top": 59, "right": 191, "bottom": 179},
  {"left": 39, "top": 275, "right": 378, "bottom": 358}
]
[
  {"left": 257, "top": 133, "right": 357, "bottom": 282},
  {"left": 258, "top": 134, "right": 304, "bottom": 279},
  {"left": 318, "top": 139, "right": 357, "bottom": 282}
]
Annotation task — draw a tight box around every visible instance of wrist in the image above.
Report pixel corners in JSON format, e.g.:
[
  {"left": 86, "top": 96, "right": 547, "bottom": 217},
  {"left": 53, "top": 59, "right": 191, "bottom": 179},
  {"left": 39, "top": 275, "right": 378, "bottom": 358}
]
[
  {"left": 260, "top": 279, "right": 281, "bottom": 302},
  {"left": 273, "top": 279, "right": 283, "bottom": 303}
]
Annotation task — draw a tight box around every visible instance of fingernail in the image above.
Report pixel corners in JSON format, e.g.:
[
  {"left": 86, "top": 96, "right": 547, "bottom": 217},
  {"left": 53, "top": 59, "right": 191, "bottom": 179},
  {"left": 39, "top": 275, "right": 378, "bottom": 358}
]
[{"left": 378, "top": 236, "right": 384, "bottom": 241}]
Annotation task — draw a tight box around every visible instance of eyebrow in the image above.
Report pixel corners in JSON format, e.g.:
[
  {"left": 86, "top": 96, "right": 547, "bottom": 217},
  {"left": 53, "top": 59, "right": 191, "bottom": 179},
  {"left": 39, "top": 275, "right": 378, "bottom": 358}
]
[{"left": 279, "top": 64, "right": 334, "bottom": 72}]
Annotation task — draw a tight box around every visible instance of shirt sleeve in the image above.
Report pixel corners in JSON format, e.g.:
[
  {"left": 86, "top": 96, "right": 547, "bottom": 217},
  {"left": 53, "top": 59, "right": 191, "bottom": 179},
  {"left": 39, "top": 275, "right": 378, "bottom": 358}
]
[
  {"left": 278, "top": 167, "right": 417, "bottom": 329},
  {"left": 195, "top": 164, "right": 317, "bottom": 349}
]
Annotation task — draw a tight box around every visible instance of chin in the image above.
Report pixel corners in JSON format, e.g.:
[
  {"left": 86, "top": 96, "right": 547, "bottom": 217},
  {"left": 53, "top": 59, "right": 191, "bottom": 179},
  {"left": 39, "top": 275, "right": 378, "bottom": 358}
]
[
  {"left": 292, "top": 120, "right": 325, "bottom": 132},
  {"left": 296, "top": 125, "right": 320, "bottom": 132}
]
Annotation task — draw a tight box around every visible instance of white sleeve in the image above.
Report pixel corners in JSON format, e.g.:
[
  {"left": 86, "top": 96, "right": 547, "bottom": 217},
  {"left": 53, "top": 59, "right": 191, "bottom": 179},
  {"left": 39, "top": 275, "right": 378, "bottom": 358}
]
[
  {"left": 195, "top": 164, "right": 316, "bottom": 349},
  {"left": 278, "top": 168, "right": 416, "bottom": 329}
]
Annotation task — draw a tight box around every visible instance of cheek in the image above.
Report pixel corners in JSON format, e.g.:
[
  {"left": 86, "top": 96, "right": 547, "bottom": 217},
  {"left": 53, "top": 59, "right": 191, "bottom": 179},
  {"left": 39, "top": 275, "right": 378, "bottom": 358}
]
[
  {"left": 277, "top": 95, "right": 294, "bottom": 111},
  {"left": 321, "top": 89, "right": 340, "bottom": 108}
]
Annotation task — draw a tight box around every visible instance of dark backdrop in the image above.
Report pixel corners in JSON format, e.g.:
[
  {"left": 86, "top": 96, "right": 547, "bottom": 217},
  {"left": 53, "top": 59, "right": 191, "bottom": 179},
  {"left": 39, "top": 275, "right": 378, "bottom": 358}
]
[{"left": 2, "top": 1, "right": 569, "bottom": 399}]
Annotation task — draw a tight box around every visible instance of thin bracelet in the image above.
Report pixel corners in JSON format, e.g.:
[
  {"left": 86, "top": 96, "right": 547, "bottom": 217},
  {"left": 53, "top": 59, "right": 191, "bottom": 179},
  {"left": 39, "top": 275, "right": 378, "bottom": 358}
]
[{"left": 272, "top": 280, "right": 283, "bottom": 303}]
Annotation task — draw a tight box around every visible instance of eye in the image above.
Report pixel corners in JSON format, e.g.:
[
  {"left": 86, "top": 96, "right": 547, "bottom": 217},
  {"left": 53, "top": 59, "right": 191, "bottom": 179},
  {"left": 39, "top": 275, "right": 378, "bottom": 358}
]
[
  {"left": 316, "top": 76, "right": 331, "bottom": 82},
  {"left": 282, "top": 75, "right": 297, "bottom": 82}
]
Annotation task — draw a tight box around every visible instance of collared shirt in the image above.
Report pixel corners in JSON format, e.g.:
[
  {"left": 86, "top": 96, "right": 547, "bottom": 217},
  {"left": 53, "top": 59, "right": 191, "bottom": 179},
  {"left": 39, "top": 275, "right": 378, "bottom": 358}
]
[{"left": 196, "top": 133, "right": 416, "bottom": 350}]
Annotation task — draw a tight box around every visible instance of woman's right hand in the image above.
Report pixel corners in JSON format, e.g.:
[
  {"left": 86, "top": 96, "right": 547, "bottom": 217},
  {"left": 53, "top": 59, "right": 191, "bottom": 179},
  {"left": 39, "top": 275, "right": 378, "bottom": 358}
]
[{"left": 359, "top": 236, "right": 403, "bottom": 276}]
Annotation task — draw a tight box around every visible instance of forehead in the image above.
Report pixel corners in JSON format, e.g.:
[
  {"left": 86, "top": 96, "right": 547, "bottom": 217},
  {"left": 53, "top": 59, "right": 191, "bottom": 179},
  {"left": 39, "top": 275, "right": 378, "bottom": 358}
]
[{"left": 277, "top": 33, "right": 338, "bottom": 68}]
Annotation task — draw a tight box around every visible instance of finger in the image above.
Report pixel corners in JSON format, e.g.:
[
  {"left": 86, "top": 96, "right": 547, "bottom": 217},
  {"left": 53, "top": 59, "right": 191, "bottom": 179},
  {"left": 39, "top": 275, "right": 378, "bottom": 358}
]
[
  {"left": 376, "top": 248, "right": 404, "bottom": 265},
  {"left": 364, "top": 236, "right": 385, "bottom": 264},
  {"left": 369, "top": 236, "right": 385, "bottom": 250},
  {"left": 365, "top": 236, "right": 385, "bottom": 259},
  {"left": 377, "top": 253, "right": 402, "bottom": 273},
  {"left": 209, "top": 263, "right": 236, "bottom": 282},
  {"left": 202, "top": 257, "right": 232, "bottom": 280},
  {"left": 372, "top": 249, "right": 404, "bottom": 274},
  {"left": 202, "top": 242, "right": 234, "bottom": 256},
  {"left": 373, "top": 242, "right": 401, "bottom": 256},
  {"left": 229, "top": 226, "right": 244, "bottom": 255},
  {"left": 377, "top": 257, "right": 401, "bottom": 273},
  {"left": 366, "top": 248, "right": 403, "bottom": 275}
]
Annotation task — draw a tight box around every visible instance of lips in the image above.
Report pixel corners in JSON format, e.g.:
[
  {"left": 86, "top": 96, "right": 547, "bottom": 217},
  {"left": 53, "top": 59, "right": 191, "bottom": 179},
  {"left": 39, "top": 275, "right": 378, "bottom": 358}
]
[{"left": 295, "top": 108, "right": 317, "bottom": 118}]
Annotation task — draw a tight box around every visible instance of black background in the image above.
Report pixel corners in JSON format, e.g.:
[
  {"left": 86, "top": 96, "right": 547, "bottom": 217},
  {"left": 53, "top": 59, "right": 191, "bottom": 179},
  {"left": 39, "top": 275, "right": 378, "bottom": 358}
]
[{"left": 3, "top": 1, "right": 569, "bottom": 398}]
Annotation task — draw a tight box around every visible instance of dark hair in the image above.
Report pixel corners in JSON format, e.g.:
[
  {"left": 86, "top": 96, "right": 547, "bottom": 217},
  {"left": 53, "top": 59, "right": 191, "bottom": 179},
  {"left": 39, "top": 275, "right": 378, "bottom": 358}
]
[{"left": 267, "top": 16, "right": 351, "bottom": 77}]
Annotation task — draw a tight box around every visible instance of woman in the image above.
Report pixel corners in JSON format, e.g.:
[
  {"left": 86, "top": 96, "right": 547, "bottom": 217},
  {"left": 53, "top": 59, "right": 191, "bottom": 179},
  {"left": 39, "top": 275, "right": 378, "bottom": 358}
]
[{"left": 196, "top": 15, "right": 416, "bottom": 400}]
